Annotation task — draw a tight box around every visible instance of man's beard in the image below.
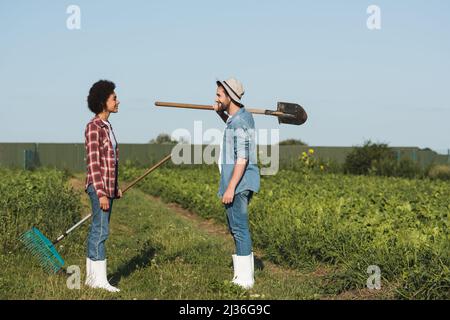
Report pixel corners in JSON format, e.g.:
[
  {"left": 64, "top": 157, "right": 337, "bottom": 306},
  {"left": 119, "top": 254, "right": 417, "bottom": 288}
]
[{"left": 219, "top": 102, "right": 229, "bottom": 112}]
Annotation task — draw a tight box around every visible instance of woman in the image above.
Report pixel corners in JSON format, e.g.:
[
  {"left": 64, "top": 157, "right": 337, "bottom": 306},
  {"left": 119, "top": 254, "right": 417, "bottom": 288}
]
[{"left": 84, "top": 80, "right": 122, "bottom": 292}]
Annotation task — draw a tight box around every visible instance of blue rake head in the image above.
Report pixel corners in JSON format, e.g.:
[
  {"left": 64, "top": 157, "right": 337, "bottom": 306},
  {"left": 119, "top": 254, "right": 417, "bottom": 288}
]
[{"left": 19, "top": 227, "right": 65, "bottom": 274}]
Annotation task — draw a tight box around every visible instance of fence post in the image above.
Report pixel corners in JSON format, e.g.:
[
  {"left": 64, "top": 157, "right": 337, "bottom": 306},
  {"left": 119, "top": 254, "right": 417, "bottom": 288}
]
[
  {"left": 412, "top": 149, "right": 417, "bottom": 163},
  {"left": 24, "top": 149, "right": 36, "bottom": 170}
]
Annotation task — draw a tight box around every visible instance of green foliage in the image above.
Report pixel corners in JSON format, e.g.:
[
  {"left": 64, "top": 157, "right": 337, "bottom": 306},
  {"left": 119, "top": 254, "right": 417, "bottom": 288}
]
[
  {"left": 149, "top": 133, "right": 178, "bottom": 144},
  {"left": 283, "top": 148, "right": 341, "bottom": 174},
  {"left": 369, "top": 158, "right": 423, "bottom": 178},
  {"left": 122, "top": 164, "right": 450, "bottom": 299},
  {"left": 1, "top": 187, "right": 321, "bottom": 299},
  {"left": 278, "top": 139, "right": 308, "bottom": 146},
  {"left": 428, "top": 164, "right": 450, "bottom": 180},
  {"left": 344, "top": 141, "right": 423, "bottom": 178},
  {"left": 393, "top": 158, "right": 423, "bottom": 178},
  {"left": 344, "top": 141, "right": 395, "bottom": 175},
  {"left": 292, "top": 148, "right": 334, "bottom": 174},
  {"left": 0, "top": 168, "right": 82, "bottom": 252}
]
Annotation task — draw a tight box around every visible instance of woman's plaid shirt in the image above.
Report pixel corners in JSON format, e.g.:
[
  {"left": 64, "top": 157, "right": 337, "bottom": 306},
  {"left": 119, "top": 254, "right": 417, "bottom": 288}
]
[{"left": 84, "top": 116, "right": 119, "bottom": 199}]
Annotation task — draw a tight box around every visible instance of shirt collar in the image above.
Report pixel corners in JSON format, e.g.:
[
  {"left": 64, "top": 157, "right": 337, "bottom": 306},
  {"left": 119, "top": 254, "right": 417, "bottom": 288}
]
[
  {"left": 226, "top": 107, "right": 244, "bottom": 124},
  {"left": 92, "top": 116, "right": 108, "bottom": 128}
]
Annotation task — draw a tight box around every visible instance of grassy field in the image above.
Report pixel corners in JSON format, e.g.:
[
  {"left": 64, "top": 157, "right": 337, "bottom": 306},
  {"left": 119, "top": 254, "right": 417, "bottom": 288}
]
[
  {"left": 122, "top": 165, "right": 450, "bottom": 299},
  {"left": 0, "top": 171, "right": 344, "bottom": 300},
  {"left": 1, "top": 167, "right": 447, "bottom": 299}
]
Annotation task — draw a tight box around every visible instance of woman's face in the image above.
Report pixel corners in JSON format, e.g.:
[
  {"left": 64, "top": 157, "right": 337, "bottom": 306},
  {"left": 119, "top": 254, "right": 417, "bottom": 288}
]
[{"left": 105, "top": 92, "right": 120, "bottom": 113}]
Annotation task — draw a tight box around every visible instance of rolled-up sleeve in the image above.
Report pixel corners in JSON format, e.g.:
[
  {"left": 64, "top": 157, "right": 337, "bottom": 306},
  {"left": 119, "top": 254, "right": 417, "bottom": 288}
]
[{"left": 235, "top": 127, "right": 250, "bottom": 160}]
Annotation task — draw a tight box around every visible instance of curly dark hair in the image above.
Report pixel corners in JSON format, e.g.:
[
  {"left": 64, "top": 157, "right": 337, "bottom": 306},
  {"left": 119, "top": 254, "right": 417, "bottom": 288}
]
[{"left": 87, "top": 80, "right": 116, "bottom": 114}]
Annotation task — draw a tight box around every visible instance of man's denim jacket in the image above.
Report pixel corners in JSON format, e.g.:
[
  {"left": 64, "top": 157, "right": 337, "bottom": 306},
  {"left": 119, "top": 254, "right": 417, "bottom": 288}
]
[{"left": 218, "top": 107, "right": 260, "bottom": 197}]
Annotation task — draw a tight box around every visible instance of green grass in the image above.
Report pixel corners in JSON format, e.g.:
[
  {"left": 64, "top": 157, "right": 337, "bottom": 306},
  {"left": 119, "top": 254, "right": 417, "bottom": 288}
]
[
  {"left": 4, "top": 168, "right": 431, "bottom": 300},
  {"left": 1, "top": 187, "right": 328, "bottom": 299},
  {"left": 0, "top": 168, "right": 81, "bottom": 252},
  {"left": 121, "top": 165, "right": 450, "bottom": 299}
]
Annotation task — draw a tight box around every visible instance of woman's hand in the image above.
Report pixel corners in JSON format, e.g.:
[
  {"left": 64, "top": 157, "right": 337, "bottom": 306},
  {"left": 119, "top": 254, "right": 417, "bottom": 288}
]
[{"left": 99, "top": 196, "right": 110, "bottom": 211}]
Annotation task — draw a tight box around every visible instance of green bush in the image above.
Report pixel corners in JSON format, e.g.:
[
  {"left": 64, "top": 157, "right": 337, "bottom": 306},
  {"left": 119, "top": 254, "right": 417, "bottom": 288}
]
[
  {"left": 428, "top": 164, "right": 450, "bottom": 180},
  {"left": 344, "top": 141, "right": 423, "bottom": 178},
  {"left": 278, "top": 139, "right": 308, "bottom": 146},
  {"left": 370, "top": 158, "right": 423, "bottom": 178},
  {"left": 395, "top": 159, "right": 424, "bottom": 178},
  {"left": 344, "top": 141, "right": 395, "bottom": 175},
  {"left": 0, "top": 169, "right": 82, "bottom": 252}
]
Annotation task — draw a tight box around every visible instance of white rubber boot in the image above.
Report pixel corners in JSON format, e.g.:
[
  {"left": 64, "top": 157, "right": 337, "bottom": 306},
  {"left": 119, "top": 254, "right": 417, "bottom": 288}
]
[
  {"left": 232, "top": 254, "right": 237, "bottom": 280},
  {"left": 86, "top": 259, "right": 120, "bottom": 293},
  {"left": 85, "top": 258, "right": 92, "bottom": 285},
  {"left": 231, "top": 253, "right": 254, "bottom": 289},
  {"left": 251, "top": 252, "right": 254, "bottom": 278}
]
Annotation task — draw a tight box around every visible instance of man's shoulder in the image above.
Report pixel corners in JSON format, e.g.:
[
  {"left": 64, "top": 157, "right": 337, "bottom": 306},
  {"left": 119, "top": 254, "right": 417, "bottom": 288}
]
[{"left": 233, "top": 108, "right": 255, "bottom": 128}]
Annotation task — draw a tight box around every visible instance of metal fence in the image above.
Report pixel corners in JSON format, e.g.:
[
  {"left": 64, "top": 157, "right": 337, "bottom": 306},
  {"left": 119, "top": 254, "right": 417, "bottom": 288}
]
[{"left": 0, "top": 143, "right": 448, "bottom": 172}]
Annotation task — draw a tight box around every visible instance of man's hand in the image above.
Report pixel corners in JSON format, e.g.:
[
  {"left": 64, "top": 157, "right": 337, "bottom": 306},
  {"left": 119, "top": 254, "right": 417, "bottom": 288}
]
[
  {"left": 221, "top": 158, "right": 247, "bottom": 205},
  {"left": 117, "top": 189, "right": 123, "bottom": 199},
  {"left": 222, "top": 187, "right": 235, "bottom": 204},
  {"left": 99, "top": 196, "right": 110, "bottom": 211}
]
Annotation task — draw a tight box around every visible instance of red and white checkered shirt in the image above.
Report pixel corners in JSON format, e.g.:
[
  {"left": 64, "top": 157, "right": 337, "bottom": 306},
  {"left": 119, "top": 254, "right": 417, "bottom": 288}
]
[{"left": 84, "top": 116, "right": 119, "bottom": 199}]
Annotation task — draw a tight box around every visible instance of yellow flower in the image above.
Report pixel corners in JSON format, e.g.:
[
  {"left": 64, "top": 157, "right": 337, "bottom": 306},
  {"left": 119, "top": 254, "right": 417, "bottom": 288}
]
[
  {"left": 308, "top": 148, "right": 314, "bottom": 155},
  {"left": 320, "top": 165, "right": 324, "bottom": 170}
]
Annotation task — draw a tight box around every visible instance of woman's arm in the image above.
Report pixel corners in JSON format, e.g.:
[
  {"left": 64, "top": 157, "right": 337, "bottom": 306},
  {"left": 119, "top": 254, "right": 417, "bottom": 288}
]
[{"left": 85, "top": 124, "right": 107, "bottom": 199}]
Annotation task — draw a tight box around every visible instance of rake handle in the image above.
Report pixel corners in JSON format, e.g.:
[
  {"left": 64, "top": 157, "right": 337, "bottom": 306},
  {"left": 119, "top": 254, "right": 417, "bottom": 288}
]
[
  {"left": 52, "top": 154, "right": 172, "bottom": 244},
  {"left": 154, "top": 101, "right": 293, "bottom": 118},
  {"left": 54, "top": 214, "right": 92, "bottom": 244},
  {"left": 122, "top": 154, "right": 172, "bottom": 193}
]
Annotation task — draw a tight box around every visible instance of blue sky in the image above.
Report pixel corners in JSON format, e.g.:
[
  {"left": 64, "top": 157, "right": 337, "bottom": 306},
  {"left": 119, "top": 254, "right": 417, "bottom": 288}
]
[{"left": 0, "top": 1, "right": 449, "bottom": 153}]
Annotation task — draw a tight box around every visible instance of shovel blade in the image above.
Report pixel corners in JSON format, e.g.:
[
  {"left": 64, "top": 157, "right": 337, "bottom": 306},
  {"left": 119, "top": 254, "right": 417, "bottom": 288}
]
[{"left": 277, "top": 102, "right": 307, "bottom": 125}]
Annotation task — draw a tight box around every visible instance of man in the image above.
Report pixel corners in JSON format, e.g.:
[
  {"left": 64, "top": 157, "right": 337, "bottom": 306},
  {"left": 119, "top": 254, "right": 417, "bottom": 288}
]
[{"left": 213, "top": 78, "right": 260, "bottom": 289}]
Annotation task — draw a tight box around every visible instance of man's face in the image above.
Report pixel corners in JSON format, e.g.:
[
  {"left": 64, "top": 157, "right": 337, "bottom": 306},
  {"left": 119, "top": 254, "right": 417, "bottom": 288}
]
[{"left": 215, "top": 86, "right": 231, "bottom": 111}]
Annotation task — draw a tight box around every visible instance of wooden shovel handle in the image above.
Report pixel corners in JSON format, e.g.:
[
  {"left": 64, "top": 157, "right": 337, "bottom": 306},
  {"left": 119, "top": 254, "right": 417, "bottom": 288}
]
[
  {"left": 155, "top": 101, "right": 214, "bottom": 111},
  {"left": 154, "top": 101, "right": 286, "bottom": 117}
]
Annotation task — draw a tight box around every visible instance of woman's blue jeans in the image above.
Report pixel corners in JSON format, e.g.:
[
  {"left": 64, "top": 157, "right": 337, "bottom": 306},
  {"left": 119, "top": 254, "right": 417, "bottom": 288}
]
[
  {"left": 86, "top": 184, "right": 113, "bottom": 261},
  {"left": 224, "top": 190, "right": 253, "bottom": 256}
]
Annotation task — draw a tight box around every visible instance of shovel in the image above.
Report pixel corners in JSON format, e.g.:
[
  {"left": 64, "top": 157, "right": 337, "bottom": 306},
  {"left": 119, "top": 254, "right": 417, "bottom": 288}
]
[{"left": 154, "top": 101, "right": 307, "bottom": 125}]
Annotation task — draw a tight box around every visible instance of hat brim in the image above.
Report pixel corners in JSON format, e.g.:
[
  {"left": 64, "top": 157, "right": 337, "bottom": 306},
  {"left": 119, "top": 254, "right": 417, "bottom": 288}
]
[{"left": 216, "top": 80, "right": 242, "bottom": 106}]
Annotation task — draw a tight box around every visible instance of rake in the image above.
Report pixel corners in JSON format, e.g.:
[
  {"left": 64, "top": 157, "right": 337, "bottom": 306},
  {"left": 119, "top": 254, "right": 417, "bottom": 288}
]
[{"left": 19, "top": 154, "right": 172, "bottom": 274}]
